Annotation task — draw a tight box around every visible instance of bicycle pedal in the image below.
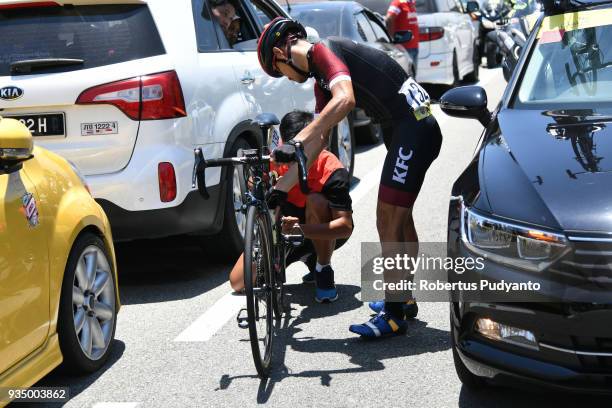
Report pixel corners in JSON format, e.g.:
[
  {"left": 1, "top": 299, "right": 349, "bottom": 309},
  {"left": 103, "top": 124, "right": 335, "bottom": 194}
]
[{"left": 236, "top": 308, "right": 249, "bottom": 329}]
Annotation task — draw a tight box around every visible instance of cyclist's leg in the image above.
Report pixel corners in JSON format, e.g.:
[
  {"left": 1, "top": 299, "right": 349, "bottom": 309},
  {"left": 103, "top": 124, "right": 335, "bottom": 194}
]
[
  {"left": 305, "top": 193, "right": 335, "bottom": 266},
  {"left": 377, "top": 116, "right": 442, "bottom": 319},
  {"left": 229, "top": 254, "right": 245, "bottom": 292}
]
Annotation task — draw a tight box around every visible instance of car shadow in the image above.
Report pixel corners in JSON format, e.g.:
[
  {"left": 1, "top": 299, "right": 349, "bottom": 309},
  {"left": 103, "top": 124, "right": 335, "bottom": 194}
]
[
  {"left": 114, "top": 236, "right": 231, "bottom": 305},
  {"left": 458, "top": 383, "right": 612, "bottom": 407},
  {"left": 32, "top": 340, "right": 126, "bottom": 408},
  {"left": 216, "top": 283, "right": 450, "bottom": 403}
]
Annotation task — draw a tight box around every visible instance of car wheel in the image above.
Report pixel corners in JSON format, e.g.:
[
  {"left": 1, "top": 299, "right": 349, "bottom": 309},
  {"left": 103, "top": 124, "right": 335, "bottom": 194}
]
[
  {"left": 331, "top": 116, "right": 355, "bottom": 179},
  {"left": 356, "top": 122, "right": 382, "bottom": 145},
  {"left": 464, "top": 44, "right": 480, "bottom": 83},
  {"left": 486, "top": 41, "right": 497, "bottom": 68},
  {"left": 215, "top": 138, "right": 250, "bottom": 261},
  {"left": 58, "top": 232, "right": 117, "bottom": 374},
  {"left": 451, "top": 52, "right": 460, "bottom": 88},
  {"left": 451, "top": 315, "right": 486, "bottom": 389}
]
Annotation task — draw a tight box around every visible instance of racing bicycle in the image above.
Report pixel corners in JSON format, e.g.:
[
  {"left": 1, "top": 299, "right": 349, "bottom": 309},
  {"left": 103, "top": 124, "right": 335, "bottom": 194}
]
[{"left": 192, "top": 113, "right": 309, "bottom": 378}]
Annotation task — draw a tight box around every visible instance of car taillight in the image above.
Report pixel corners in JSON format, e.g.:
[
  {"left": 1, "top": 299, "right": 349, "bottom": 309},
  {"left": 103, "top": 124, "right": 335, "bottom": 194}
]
[
  {"left": 0, "top": 2, "right": 59, "bottom": 9},
  {"left": 76, "top": 71, "right": 187, "bottom": 121},
  {"left": 419, "top": 27, "right": 445, "bottom": 42},
  {"left": 158, "top": 162, "right": 177, "bottom": 202}
]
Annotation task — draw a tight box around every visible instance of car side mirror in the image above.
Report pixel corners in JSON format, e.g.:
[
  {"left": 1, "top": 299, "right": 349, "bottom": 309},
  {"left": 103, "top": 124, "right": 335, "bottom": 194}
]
[
  {"left": 305, "top": 26, "right": 321, "bottom": 43},
  {"left": 466, "top": 1, "right": 480, "bottom": 12},
  {"left": 440, "top": 86, "right": 491, "bottom": 127},
  {"left": 393, "top": 30, "right": 413, "bottom": 44},
  {"left": 0, "top": 117, "right": 34, "bottom": 171}
]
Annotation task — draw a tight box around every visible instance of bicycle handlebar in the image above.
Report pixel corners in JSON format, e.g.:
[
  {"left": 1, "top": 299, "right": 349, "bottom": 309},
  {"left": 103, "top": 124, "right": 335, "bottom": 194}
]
[{"left": 192, "top": 144, "right": 309, "bottom": 200}]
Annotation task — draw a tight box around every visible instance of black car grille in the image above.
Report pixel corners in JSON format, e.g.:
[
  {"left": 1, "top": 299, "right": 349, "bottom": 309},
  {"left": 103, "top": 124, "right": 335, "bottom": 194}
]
[{"left": 549, "top": 239, "right": 612, "bottom": 286}]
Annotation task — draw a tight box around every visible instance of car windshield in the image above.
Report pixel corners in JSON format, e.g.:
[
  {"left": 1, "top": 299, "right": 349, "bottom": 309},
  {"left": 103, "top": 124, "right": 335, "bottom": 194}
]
[
  {"left": 288, "top": 6, "right": 343, "bottom": 38},
  {"left": 513, "top": 10, "right": 612, "bottom": 112}
]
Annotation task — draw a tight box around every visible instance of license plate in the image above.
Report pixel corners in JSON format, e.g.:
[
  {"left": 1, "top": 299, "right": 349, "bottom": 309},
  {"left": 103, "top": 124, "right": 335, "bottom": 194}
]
[{"left": 5, "top": 113, "right": 65, "bottom": 137}]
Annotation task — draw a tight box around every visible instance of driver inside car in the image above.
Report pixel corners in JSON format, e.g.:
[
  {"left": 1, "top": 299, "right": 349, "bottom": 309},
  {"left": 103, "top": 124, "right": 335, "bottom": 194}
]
[{"left": 229, "top": 110, "right": 354, "bottom": 303}]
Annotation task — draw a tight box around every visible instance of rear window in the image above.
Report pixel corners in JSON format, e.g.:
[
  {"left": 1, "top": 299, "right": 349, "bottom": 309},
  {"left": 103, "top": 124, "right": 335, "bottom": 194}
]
[
  {"left": 289, "top": 6, "right": 343, "bottom": 38},
  {"left": 416, "top": 0, "right": 437, "bottom": 14},
  {"left": 0, "top": 4, "right": 165, "bottom": 76}
]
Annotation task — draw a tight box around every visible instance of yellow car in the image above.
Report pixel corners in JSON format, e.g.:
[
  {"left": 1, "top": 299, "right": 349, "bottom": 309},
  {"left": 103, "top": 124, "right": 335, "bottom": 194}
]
[{"left": 0, "top": 118, "right": 119, "bottom": 406}]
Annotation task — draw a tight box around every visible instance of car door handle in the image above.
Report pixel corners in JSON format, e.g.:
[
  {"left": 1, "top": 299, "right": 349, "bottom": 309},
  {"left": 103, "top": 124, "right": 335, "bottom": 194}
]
[{"left": 241, "top": 71, "right": 255, "bottom": 85}]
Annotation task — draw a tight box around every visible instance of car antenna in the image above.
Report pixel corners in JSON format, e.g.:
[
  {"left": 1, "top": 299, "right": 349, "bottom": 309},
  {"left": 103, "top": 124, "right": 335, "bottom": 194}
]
[{"left": 285, "top": 0, "right": 292, "bottom": 13}]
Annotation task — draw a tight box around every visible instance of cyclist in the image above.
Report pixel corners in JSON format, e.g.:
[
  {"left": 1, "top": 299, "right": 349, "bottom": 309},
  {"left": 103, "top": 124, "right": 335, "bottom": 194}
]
[
  {"left": 257, "top": 18, "right": 443, "bottom": 338},
  {"left": 229, "top": 110, "right": 354, "bottom": 303},
  {"left": 386, "top": 0, "right": 420, "bottom": 71}
]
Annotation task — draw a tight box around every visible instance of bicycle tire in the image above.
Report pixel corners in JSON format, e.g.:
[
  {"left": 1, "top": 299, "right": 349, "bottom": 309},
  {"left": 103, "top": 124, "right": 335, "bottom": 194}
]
[{"left": 244, "top": 205, "right": 274, "bottom": 378}]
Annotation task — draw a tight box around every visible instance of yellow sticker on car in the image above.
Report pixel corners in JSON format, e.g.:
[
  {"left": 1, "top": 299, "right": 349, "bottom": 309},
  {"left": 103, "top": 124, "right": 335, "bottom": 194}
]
[{"left": 538, "top": 8, "right": 612, "bottom": 39}]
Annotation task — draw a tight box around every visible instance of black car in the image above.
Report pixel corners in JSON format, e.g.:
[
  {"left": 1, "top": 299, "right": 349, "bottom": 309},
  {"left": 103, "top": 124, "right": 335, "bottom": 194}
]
[
  {"left": 287, "top": 1, "right": 416, "bottom": 146},
  {"left": 441, "top": 0, "right": 612, "bottom": 394}
]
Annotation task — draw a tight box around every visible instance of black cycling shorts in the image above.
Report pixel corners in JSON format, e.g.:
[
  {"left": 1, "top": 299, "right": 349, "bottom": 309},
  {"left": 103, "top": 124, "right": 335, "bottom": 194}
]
[{"left": 378, "top": 114, "right": 442, "bottom": 208}]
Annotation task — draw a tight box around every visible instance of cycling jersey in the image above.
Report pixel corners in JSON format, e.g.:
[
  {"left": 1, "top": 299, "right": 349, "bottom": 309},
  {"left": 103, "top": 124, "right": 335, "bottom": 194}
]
[
  {"left": 272, "top": 149, "right": 352, "bottom": 211},
  {"left": 310, "top": 37, "right": 416, "bottom": 122},
  {"left": 387, "top": 0, "right": 419, "bottom": 50}
]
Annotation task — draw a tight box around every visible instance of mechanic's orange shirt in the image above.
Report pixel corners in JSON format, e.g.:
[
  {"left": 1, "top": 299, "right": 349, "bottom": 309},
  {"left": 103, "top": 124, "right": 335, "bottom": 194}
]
[
  {"left": 387, "top": 0, "right": 419, "bottom": 50},
  {"left": 271, "top": 150, "right": 343, "bottom": 208}
]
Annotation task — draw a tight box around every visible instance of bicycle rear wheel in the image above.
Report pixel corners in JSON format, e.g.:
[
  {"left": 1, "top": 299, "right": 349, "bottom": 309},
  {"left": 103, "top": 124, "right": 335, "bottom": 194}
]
[{"left": 244, "top": 205, "right": 274, "bottom": 378}]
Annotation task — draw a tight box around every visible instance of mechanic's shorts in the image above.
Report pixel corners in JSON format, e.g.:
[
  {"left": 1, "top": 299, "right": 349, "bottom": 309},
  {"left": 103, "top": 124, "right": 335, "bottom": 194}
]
[{"left": 379, "top": 114, "right": 443, "bottom": 208}]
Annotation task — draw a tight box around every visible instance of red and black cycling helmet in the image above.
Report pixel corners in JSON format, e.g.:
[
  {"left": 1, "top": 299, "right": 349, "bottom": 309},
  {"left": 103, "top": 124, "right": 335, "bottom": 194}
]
[{"left": 257, "top": 17, "right": 307, "bottom": 78}]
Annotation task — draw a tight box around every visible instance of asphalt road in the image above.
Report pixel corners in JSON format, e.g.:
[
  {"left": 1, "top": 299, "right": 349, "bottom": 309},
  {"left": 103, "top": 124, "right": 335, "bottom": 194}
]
[{"left": 32, "top": 68, "right": 612, "bottom": 408}]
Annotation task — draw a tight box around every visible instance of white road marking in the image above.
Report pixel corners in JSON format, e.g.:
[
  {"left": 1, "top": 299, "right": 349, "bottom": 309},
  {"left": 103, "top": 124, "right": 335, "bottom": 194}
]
[
  {"left": 174, "top": 292, "right": 245, "bottom": 342},
  {"left": 92, "top": 403, "right": 140, "bottom": 408},
  {"left": 175, "top": 72, "right": 495, "bottom": 343}
]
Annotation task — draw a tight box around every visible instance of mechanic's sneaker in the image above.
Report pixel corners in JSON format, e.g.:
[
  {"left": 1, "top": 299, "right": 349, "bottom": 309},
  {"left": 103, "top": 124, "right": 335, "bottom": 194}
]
[
  {"left": 302, "top": 271, "right": 315, "bottom": 283},
  {"left": 368, "top": 300, "right": 419, "bottom": 319},
  {"left": 315, "top": 286, "right": 339, "bottom": 303},
  {"left": 349, "top": 311, "right": 408, "bottom": 338}
]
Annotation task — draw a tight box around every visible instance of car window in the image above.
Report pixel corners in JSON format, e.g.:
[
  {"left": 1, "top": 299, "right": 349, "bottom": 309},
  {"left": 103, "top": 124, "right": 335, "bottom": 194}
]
[
  {"left": 288, "top": 6, "right": 342, "bottom": 38},
  {"left": 416, "top": 0, "right": 438, "bottom": 14},
  {"left": 366, "top": 12, "right": 391, "bottom": 42},
  {"left": 207, "top": 0, "right": 258, "bottom": 50},
  {"left": 449, "top": 0, "right": 461, "bottom": 12},
  {"left": 192, "top": 0, "right": 221, "bottom": 52},
  {"left": 514, "top": 22, "right": 612, "bottom": 111},
  {"left": 0, "top": 4, "right": 165, "bottom": 76},
  {"left": 244, "top": 0, "right": 277, "bottom": 29},
  {"left": 355, "top": 12, "right": 377, "bottom": 42}
]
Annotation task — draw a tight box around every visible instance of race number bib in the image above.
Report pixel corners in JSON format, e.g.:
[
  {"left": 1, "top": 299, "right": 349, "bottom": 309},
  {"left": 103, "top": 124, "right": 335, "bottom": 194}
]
[{"left": 399, "top": 77, "right": 432, "bottom": 121}]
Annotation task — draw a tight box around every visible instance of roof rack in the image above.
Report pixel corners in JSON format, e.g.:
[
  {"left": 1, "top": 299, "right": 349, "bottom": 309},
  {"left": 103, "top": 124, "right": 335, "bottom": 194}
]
[{"left": 541, "top": 0, "right": 612, "bottom": 15}]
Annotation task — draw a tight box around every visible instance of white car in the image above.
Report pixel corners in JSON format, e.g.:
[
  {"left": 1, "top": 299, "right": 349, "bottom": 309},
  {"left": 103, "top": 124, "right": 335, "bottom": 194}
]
[
  {"left": 0, "top": 0, "right": 324, "bottom": 258},
  {"left": 416, "top": 0, "right": 479, "bottom": 85}
]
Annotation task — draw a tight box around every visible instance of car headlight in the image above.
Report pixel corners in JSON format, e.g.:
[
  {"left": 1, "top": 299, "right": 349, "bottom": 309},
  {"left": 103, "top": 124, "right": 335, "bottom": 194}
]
[
  {"left": 461, "top": 203, "right": 569, "bottom": 272},
  {"left": 68, "top": 160, "right": 91, "bottom": 195}
]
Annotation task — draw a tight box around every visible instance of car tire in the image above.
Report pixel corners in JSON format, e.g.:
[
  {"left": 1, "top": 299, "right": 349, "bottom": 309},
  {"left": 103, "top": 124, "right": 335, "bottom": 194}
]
[
  {"left": 451, "top": 51, "right": 460, "bottom": 88},
  {"left": 331, "top": 115, "right": 355, "bottom": 179},
  {"left": 356, "top": 122, "right": 382, "bottom": 145},
  {"left": 451, "top": 316, "right": 486, "bottom": 389},
  {"left": 464, "top": 44, "right": 480, "bottom": 83},
  {"left": 486, "top": 41, "right": 497, "bottom": 68},
  {"left": 214, "top": 138, "right": 251, "bottom": 261},
  {"left": 58, "top": 232, "right": 117, "bottom": 374}
]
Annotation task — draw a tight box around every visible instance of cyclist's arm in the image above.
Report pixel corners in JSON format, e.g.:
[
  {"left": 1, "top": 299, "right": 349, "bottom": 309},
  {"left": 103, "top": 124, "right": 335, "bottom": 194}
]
[
  {"left": 273, "top": 80, "right": 355, "bottom": 192},
  {"left": 300, "top": 209, "right": 353, "bottom": 240},
  {"left": 386, "top": 12, "right": 397, "bottom": 35}
]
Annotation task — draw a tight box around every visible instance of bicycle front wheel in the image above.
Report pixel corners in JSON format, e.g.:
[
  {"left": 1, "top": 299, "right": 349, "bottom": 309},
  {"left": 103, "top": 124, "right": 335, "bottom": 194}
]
[{"left": 244, "top": 205, "right": 274, "bottom": 378}]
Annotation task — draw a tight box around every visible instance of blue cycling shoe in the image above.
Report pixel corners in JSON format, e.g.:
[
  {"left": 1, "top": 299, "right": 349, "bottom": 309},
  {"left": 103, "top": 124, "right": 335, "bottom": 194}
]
[
  {"left": 368, "top": 301, "right": 419, "bottom": 319},
  {"left": 349, "top": 311, "right": 407, "bottom": 338},
  {"left": 315, "top": 286, "right": 339, "bottom": 303}
]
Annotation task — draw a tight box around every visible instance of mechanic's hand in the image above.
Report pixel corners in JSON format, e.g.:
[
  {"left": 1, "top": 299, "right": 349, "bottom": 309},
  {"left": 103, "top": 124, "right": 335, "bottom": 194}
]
[
  {"left": 271, "top": 143, "right": 297, "bottom": 163},
  {"left": 265, "top": 189, "right": 287, "bottom": 209},
  {"left": 281, "top": 216, "right": 301, "bottom": 235}
]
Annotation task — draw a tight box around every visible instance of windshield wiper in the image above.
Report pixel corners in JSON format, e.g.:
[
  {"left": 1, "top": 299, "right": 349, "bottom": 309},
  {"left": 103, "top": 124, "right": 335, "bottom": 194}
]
[{"left": 10, "top": 58, "right": 84, "bottom": 74}]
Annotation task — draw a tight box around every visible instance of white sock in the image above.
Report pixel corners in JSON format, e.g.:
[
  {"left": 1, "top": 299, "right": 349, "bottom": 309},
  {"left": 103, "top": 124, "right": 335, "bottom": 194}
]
[{"left": 315, "top": 262, "right": 330, "bottom": 272}]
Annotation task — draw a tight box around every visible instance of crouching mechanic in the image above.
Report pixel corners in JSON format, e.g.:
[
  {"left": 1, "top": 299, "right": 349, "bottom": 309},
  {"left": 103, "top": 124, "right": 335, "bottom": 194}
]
[
  {"left": 229, "top": 110, "right": 354, "bottom": 303},
  {"left": 256, "top": 18, "right": 443, "bottom": 338}
]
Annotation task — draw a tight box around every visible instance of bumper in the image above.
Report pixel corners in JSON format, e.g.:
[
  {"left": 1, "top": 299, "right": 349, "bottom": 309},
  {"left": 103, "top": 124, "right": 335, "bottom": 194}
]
[
  {"left": 417, "top": 51, "right": 454, "bottom": 85},
  {"left": 97, "top": 186, "right": 224, "bottom": 241},
  {"left": 453, "top": 303, "right": 612, "bottom": 394}
]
